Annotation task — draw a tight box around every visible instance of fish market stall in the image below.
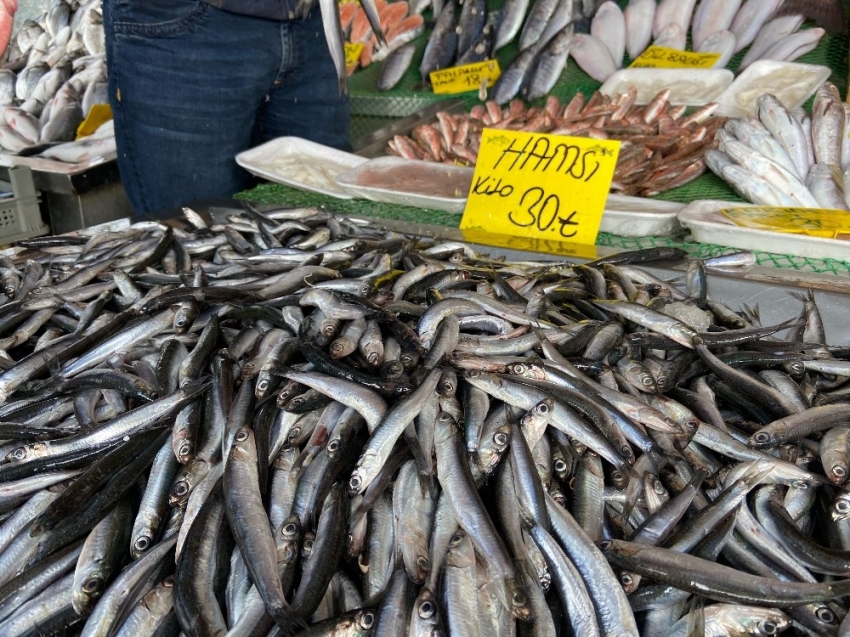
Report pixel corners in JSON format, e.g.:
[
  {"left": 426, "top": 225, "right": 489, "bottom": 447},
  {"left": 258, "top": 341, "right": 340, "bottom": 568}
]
[
  {"left": 0, "top": 205, "right": 850, "bottom": 635},
  {"left": 0, "top": 0, "right": 132, "bottom": 239}
]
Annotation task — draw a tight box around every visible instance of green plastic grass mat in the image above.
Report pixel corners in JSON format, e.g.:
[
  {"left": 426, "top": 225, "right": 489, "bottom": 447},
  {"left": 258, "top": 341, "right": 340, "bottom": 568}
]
[{"left": 238, "top": 183, "right": 850, "bottom": 277}]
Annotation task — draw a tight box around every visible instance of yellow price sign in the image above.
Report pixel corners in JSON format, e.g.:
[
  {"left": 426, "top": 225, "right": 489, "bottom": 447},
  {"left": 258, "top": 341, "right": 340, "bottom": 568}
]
[
  {"left": 721, "top": 206, "right": 850, "bottom": 240},
  {"left": 344, "top": 42, "right": 364, "bottom": 68},
  {"left": 76, "top": 103, "right": 112, "bottom": 140},
  {"left": 459, "top": 129, "right": 620, "bottom": 247},
  {"left": 430, "top": 60, "right": 501, "bottom": 95},
  {"left": 630, "top": 45, "right": 720, "bottom": 69},
  {"left": 461, "top": 228, "right": 599, "bottom": 260}
]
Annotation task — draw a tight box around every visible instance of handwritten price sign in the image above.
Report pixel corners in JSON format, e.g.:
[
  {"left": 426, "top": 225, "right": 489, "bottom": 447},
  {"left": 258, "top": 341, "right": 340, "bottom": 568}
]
[
  {"left": 460, "top": 129, "right": 620, "bottom": 247},
  {"left": 430, "top": 60, "right": 501, "bottom": 95},
  {"left": 630, "top": 45, "right": 720, "bottom": 69}
]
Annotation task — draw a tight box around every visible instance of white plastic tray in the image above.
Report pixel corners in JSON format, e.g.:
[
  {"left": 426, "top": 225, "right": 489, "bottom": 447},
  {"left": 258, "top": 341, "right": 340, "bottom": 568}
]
[
  {"left": 235, "top": 137, "right": 367, "bottom": 199},
  {"left": 599, "top": 68, "right": 734, "bottom": 105},
  {"left": 679, "top": 199, "right": 850, "bottom": 261},
  {"left": 335, "top": 156, "right": 472, "bottom": 213},
  {"left": 602, "top": 194, "right": 683, "bottom": 236},
  {"left": 714, "top": 60, "right": 831, "bottom": 118}
]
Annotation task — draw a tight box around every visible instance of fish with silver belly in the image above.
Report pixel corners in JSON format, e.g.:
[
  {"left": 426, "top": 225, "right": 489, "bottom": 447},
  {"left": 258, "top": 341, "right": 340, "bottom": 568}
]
[
  {"left": 709, "top": 84, "right": 850, "bottom": 210},
  {"left": 0, "top": 203, "right": 849, "bottom": 635}
]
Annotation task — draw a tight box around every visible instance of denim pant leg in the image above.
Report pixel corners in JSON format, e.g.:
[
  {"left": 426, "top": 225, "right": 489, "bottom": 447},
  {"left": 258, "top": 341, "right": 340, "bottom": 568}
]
[
  {"left": 104, "top": 0, "right": 281, "bottom": 215},
  {"left": 255, "top": 8, "right": 351, "bottom": 151}
]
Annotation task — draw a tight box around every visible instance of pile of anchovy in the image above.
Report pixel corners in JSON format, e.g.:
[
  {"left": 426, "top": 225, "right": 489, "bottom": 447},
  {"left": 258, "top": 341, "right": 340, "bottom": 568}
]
[
  {"left": 387, "top": 91, "right": 725, "bottom": 197},
  {"left": 1, "top": 206, "right": 850, "bottom": 636}
]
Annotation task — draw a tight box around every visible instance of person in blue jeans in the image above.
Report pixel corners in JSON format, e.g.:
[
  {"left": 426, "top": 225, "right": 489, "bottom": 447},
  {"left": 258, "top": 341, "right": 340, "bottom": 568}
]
[{"left": 104, "top": 0, "right": 349, "bottom": 216}]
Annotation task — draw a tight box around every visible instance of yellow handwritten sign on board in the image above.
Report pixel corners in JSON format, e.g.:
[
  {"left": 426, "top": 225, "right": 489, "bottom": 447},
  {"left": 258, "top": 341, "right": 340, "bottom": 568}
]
[
  {"left": 344, "top": 43, "right": 364, "bottom": 68},
  {"left": 630, "top": 45, "right": 720, "bottom": 69},
  {"left": 720, "top": 206, "right": 850, "bottom": 240},
  {"left": 430, "top": 60, "right": 501, "bottom": 95},
  {"left": 459, "top": 129, "right": 620, "bottom": 247}
]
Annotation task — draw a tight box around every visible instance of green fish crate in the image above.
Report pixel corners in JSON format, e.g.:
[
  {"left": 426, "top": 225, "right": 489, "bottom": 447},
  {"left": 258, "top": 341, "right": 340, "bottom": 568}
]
[{"left": 0, "top": 165, "right": 47, "bottom": 247}]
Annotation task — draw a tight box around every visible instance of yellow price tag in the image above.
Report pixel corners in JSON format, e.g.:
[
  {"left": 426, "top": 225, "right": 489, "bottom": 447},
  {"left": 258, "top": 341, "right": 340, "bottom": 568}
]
[
  {"left": 630, "top": 45, "right": 720, "bottom": 69},
  {"left": 721, "top": 206, "right": 850, "bottom": 240},
  {"left": 345, "top": 42, "right": 364, "bottom": 68},
  {"left": 430, "top": 60, "right": 501, "bottom": 95},
  {"left": 459, "top": 129, "right": 621, "bottom": 247},
  {"left": 76, "top": 103, "right": 112, "bottom": 140}
]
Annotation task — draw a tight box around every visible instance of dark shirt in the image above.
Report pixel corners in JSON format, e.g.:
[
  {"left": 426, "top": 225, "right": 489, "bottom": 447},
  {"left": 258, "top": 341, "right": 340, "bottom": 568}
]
[{"left": 201, "top": 0, "right": 299, "bottom": 20}]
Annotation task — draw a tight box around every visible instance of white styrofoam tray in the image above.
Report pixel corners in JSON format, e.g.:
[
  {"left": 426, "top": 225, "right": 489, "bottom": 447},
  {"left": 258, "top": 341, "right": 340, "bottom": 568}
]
[
  {"left": 336, "top": 157, "right": 683, "bottom": 236},
  {"left": 714, "top": 60, "right": 831, "bottom": 118},
  {"left": 602, "top": 194, "right": 683, "bottom": 236},
  {"left": 236, "top": 137, "right": 367, "bottom": 199},
  {"left": 599, "top": 68, "right": 734, "bottom": 106},
  {"left": 335, "top": 156, "right": 472, "bottom": 213},
  {"left": 679, "top": 199, "right": 850, "bottom": 261}
]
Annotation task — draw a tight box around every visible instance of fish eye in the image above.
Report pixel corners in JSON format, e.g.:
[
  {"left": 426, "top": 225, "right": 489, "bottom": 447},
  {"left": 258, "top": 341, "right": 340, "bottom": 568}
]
[
  {"left": 440, "top": 381, "right": 454, "bottom": 394},
  {"left": 258, "top": 380, "right": 269, "bottom": 391},
  {"left": 303, "top": 539, "right": 314, "bottom": 552},
  {"left": 509, "top": 364, "right": 526, "bottom": 374},
  {"left": 438, "top": 413, "right": 453, "bottom": 423},
  {"left": 449, "top": 532, "right": 464, "bottom": 546},
  {"left": 816, "top": 607, "right": 835, "bottom": 623},
  {"left": 134, "top": 536, "right": 150, "bottom": 552},
  {"left": 235, "top": 429, "right": 249, "bottom": 442},
  {"left": 554, "top": 459, "right": 567, "bottom": 471},
  {"left": 553, "top": 493, "right": 567, "bottom": 507},
  {"left": 173, "top": 481, "right": 189, "bottom": 497},
  {"left": 82, "top": 577, "right": 102, "bottom": 594},
  {"left": 10, "top": 447, "right": 26, "bottom": 461},
  {"left": 652, "top": 479, "right": 666, "bottom": 495},
  {"left": 419, "top": 600, "right": 436, "bottom": 619},
  {"left": 349, "top": 474, "right": 362, "bottom": 490},
  {"left": 598, "top": 540, "right": 613, "bottom": 551},
  {"left": 835, "top": 465, "right": 847, "bottom": 478},
  {"left": 611, "top": 471, "right": 624, "bottom": 482},
  {"left": 620, "top": 573, "right": 633, "bottom": 586},
  {"left": 178, "top": 443, "right": 192, "bottom": 458},
  {"left": 416, "top": 555, "right": 430, "bottom": 570},
  {"left": 641, "top": 376, "right": 654, "bottom": 386},
  {"left": 360, "top": 612, "right": 375, "bottom": 629},
  {"left": 837, "top": 499, "right": 850, "bottom": 513},
  {"left": 163, "top": 575, "right": 175, "bottom": 587},
  {"left": 327, "top": 439, "right": 340, "bottom": 453},
  {"left": 288, "top": 427, "right": 302, "bottom": 439},
  {"left": 754, "top": 432, "right": 771, "bottom": 445},
  {"left": 536, "top": 402, "right": 549, "bottom": 414},
  {"left": 467, "top": 371, "right": 480, "bottom": 378},
  {"left": 759, "top": 620, "right": 778, "bottom": 635},
  {"left": 512, "top": 590, "right": 526, "bottom": 606},
  {"left": 494, "top": 432, "right": 509, "bottom": 446},
  {"left": 282, "top": 522, "right": 297, "bottom": 536},
  {"left": 792, "top": 480, "right": 809, "bottom": 490}
]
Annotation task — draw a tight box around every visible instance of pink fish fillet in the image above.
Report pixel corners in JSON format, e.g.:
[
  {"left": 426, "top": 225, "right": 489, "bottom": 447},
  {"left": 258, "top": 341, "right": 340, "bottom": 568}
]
[{"left": 0, "top": 0, "right": 18, "bottom": 61}]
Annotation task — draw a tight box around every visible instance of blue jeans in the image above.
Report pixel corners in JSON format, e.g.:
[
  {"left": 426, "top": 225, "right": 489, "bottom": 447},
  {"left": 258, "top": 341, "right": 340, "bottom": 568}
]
[{"left": 104, "top": 0, "right": 350, "bottom": 216}]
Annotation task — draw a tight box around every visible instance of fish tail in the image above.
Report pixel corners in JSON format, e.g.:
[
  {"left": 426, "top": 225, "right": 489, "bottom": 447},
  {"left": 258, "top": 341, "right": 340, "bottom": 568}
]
[{"left": 773, "top": 0, "right": 847, "bottom": 34}]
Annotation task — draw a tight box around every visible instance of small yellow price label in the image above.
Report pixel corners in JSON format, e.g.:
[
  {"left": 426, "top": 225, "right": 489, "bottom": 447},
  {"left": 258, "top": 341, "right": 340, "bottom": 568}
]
[
  {"left": 721, "top": 206, "right": 850, "bottom": 240},
  {"left": 630, "top": 45, "right": 720, "bottom": 69},
  {"left": 459, "top": 129, "right": 621, "bottom": 247},
  {"left": 461, "top": 228, "right": 599, "bottom": 260},
  {"left": 430, "top": 60, "right": 501, "bottom": 95},
  {"left": 76, "top": 103, "right": 112, "bottom": 140},
  {"left": 345, "top": 42, "right": 364, "bottom": 68}
]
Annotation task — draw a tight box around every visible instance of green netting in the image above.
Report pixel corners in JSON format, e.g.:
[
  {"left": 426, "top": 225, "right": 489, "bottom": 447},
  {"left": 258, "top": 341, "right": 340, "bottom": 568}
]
[{"left": 238, "top": 183, "right": 850, "bottom": 277}]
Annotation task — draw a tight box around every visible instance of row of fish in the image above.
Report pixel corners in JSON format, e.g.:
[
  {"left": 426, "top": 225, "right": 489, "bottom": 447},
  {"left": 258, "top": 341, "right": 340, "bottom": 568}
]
[
  {"left": 1, "top": 206, "right": 850, "bottom": 635},
  {"left": 386, "top": 90, "right": 725, "bottom": 196},
  {"left": 568, "top": 0, "right": 832, "bottom": 86},
  {"left": 0, "top": 0, "right": 111, "bottom": 161},
  {"left": 706, "top": 82, "right": 850, "bottom": 211}
]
